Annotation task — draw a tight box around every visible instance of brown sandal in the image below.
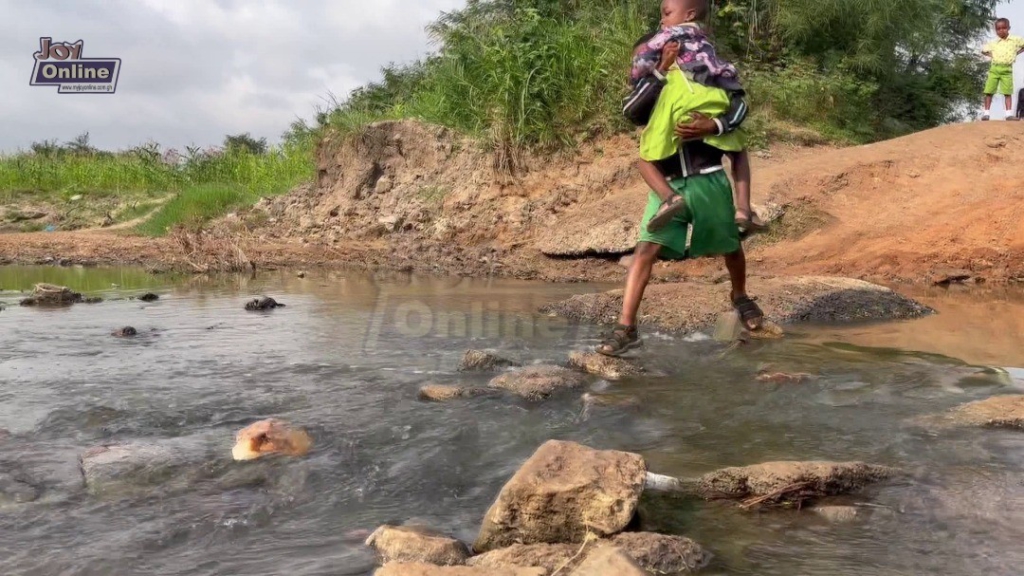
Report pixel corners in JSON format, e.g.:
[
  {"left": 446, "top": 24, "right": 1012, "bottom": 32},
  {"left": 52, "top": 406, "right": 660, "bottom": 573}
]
[
  {"left": 596, "top": 324, "right": 643, "bottom": 357},
  {"left": 646, "top": 195, "right": 687, "bottom": 233}
]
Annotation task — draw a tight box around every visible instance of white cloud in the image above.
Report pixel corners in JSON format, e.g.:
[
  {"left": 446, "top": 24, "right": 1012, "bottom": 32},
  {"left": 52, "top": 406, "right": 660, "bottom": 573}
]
[{"left": 0, "top": 0, "right": 465, "bottom": 153}]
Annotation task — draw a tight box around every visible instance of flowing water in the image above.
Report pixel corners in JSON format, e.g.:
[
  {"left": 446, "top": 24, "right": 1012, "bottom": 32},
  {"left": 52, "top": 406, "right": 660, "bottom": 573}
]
[{"left": 2, "top": 265, "right": 1024, "bottom": 576}]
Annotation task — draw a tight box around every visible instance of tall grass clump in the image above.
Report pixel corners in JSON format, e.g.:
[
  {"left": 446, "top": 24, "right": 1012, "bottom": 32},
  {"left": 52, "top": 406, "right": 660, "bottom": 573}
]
[{"left": 0, "top": 130, "right": 316, "bottom": 231}]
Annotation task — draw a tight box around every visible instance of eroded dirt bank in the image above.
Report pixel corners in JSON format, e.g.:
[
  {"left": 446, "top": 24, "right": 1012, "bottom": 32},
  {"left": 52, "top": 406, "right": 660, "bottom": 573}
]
[{"left": 2, "top": 120, "right": 1023, "bottom": 287}]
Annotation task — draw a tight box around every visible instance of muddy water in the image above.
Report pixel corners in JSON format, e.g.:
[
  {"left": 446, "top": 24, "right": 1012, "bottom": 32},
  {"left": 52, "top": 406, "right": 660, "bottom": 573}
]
[{"left": 2, "top": 265, "right": 1024, "bottom": 576}]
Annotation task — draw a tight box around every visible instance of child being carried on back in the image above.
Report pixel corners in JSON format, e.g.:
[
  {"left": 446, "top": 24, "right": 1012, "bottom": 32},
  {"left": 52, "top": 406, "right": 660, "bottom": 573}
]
[
  {"left": 630, "top": 0, "right": 742, "bottom": 94},
  {"left": 622, "top": 0, "right": 762, "bottom": 233}
]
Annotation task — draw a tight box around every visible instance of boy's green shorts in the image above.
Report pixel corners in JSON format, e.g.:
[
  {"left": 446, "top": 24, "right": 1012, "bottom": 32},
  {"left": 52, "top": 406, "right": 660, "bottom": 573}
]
[
  {"left": 985, "top": 64, "right": 1014, "bottom": 96},
  {"left": 638, "top": 170, "right": 740, "bottom": 260}
]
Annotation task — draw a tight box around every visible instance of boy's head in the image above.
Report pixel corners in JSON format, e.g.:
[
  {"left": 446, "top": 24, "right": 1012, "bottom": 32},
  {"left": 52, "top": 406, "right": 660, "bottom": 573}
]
[
  {"left": 996, "top": 18, "right": 1010, "bottom": 38},
  {"left": 633, "top": 32, "right": 658, "bottom": 56},
  {"left": 661, "top": 0, "right": 708, "bottom": 28}
]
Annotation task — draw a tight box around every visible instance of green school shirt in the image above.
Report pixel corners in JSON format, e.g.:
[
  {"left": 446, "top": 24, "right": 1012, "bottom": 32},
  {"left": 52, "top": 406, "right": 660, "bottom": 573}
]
[{"left": 639, "top": 65, "right": 745, "bottom": 162}]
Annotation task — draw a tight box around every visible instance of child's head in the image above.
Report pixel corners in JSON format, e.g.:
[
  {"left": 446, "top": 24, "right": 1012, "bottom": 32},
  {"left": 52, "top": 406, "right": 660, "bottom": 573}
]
[
  {"left": 661, "top": 0, "right": 708, "bottom": 28},
  {"left": 996, "top": 18, "right": 1010, "bottom": 38}
]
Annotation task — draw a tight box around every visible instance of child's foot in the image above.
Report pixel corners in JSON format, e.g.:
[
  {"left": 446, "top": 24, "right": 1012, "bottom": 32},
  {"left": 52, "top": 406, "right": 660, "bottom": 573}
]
[
  {"left": 731, "top": 292, "right": 765, "bottom": 331},
  {"left": 596, "top": 324, "right": 642, "bottom": 357},
  {"left": 647, "top": 195, "right": 686, "bottom": 232},
  {"left": 982, "top": 114, "right": 991, "bottom": 121}
]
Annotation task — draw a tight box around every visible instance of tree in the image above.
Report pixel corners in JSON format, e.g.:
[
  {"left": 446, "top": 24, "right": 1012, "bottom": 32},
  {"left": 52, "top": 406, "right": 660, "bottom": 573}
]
[{"left": 223, "top": 133, "right": 267, "bottom": 155}]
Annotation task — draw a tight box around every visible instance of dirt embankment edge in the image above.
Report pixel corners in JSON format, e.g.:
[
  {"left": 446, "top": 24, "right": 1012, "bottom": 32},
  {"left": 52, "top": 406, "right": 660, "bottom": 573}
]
[{"left": 2, "top": 120, "right": 1022, "bottom": 292}]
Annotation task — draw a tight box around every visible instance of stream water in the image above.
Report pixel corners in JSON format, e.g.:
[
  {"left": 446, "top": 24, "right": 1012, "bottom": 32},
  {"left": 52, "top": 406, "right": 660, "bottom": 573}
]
[{"left": 2, "top": 265, "right": 1024, "bottom": 576}]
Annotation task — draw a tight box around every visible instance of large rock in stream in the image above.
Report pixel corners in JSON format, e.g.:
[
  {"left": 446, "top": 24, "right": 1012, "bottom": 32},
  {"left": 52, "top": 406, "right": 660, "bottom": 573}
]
[
  {"left": 540, "top": 276, "right": 932, "bottom": 334},
  {"left": 488, "top": 366, "right": 589, "bottom": 401},
  {"left": 374, "top": 565, "right": 545, "bottom": 576},
  {"left": 473, "top": 440, "right": 647, "bottom": 553},
  {"left": 691, "top": 461, "right": 899, "bottom": 508},
  {"left": 467, "top": 533, "right": 709, "bottom": 575},
  {"left": 570, "top": 544, "right": 646, "bottom": 576}
]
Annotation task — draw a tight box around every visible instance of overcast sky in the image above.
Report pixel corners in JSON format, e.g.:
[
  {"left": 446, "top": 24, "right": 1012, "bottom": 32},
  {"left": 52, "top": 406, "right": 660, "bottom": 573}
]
[
  {"left": 0, "top": 0, "right": 466, "bottom": 154},
  {"left": 1, "top": 0, "right": 1022, "bottom": 154}
]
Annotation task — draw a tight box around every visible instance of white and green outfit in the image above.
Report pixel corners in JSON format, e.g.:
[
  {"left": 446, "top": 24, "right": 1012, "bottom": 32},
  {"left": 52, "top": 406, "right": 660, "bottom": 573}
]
[{"left": 984, "top": 35, "right": 1024, "bottom": 96}]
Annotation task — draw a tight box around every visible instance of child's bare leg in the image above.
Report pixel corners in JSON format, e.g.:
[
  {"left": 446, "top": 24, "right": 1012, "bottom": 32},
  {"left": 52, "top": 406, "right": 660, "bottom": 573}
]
[
  {"left": 596, "top": 242, "right": 661, "bottom": 356},
  {"left": 729, "top": 150, "right": 753, "bottom": 221},
  {"left": 984, "top": 95, "right": 993, "bottom": 119},
  {"left": 1006, "top": 95, "right": 1015, "bottom": 119}
]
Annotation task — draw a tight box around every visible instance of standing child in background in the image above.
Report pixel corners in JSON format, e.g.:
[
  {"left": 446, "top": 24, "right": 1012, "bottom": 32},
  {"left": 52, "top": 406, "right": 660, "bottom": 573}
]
[{"left": 981, "top": 18, "right": 1024, "bottom": 121}]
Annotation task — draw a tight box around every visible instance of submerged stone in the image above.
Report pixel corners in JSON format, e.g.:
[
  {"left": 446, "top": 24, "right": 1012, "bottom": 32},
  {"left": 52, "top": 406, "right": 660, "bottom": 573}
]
[
  {"left": 938, "top": 395, "right": 1024, "bottom": 430},
  {"left": 457, "top": 350, "right": 520, "bottom": 372},
  {"left": 365, "top": 525, "right": 470, "bottom": 566},
  {"left": 418, "top": 385, "right": 495, "bottom": 402},
  {"left": 488, "top": 365, "right": 588, "bottom": 401}
]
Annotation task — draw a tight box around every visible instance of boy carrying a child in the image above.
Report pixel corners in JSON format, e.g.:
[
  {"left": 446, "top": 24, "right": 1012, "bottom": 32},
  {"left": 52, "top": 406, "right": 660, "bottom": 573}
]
[{"left": 597, "top": 0, "right": 764, "bottom": 356}]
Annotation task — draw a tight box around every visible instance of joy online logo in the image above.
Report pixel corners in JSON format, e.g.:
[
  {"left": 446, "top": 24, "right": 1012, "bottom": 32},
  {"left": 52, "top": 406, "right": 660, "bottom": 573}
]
[{"left": 30, "top": 37, "right": 120, "bottom": 94}]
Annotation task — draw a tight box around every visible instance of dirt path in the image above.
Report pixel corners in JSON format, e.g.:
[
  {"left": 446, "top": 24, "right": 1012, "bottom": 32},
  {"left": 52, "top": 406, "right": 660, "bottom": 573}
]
[
  {"left": 1, "top": 121, "right": 1022, "bottom": 285},
  {"left": 78, "top": 195, "right": 174, "bottom": 233}
]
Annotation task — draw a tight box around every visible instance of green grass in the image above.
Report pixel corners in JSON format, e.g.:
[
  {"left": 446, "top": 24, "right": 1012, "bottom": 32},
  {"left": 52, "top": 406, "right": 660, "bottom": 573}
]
[
  {"left": 0, "top": 138, "right": 315, "bottom": 233},
  {"left": 134, "top": 183, "right": 261, "bottom": 236}
]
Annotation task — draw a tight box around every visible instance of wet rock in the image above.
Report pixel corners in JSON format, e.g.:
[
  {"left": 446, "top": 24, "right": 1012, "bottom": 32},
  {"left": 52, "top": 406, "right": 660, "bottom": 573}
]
[
  {"left": 567, "top": 352, "right": 645, "bottom": 380},
  {"left": 374, "top": 564, "right": 545, "bottom": 576},
  {"left": 19, "top": 283, "right": 83, "bottom": 307},
  {"left": 244, "top": 296, "right": 285, "bottom": 311},
  {"left": 542, "top": 276, "right": 932, "bottom": 334},
  {"left": 297, "top": 271, "right": 307, "bottom": 278},
  {"left": 570, "top": 544, "right": 646, "bottom": 576},
  {"left": 466, "top": 543, "right": 578, "bottom": 574},
  {"left": 457, "top": 350, "right": 520, "bottom": 372},
  {"left": 755, "top": 371, "right": 816, "bottom": 384},
  {"left": 232, "top": 418, "right": 312, "bottom": 461},
  {"left": 713, "top": 311, "right": 785, "bottom": 343},
  {"left": 812, "top": 505, "right": 860, "bottom": 523},
  {"left": 0, "top": 473, "right": 40, "bottom": 505},
  {"left": 929, "top": 395, "right": 1024, "bottom": 430},
  {"left": 473, "top": 440, "right": 647, "bottom": 553},
  {"left": 82, "top": 297, "right": 104, "bottom": 304},
  {"left": 79, "top": 442, "right": 192, "bottom": 495},
  {"left": 136, "top": 293, "right": 160, "bottom": 302},
  {"left": 111, "top": 327, "right": 138, "bottom": 338},
  {"left": 608, "top": 532, "right": 710, "bottom": 573},
  {"left": 932, "top": 271, "right": 972, "bottom": 287},
  {"left": 580, "top": 393, "right": 641, "bottom": 411},
  {"left": 365, "top": 525, "right": 470, "bottom": 566},
  {"left": 418, "top": 385, "right": 495, "bottom": 402},
  {"left": 488, "top": 365, "right": 589, "bottom": 401},
  {"left": 693, "top": 461, "right": 898, "bottom": 508}
]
